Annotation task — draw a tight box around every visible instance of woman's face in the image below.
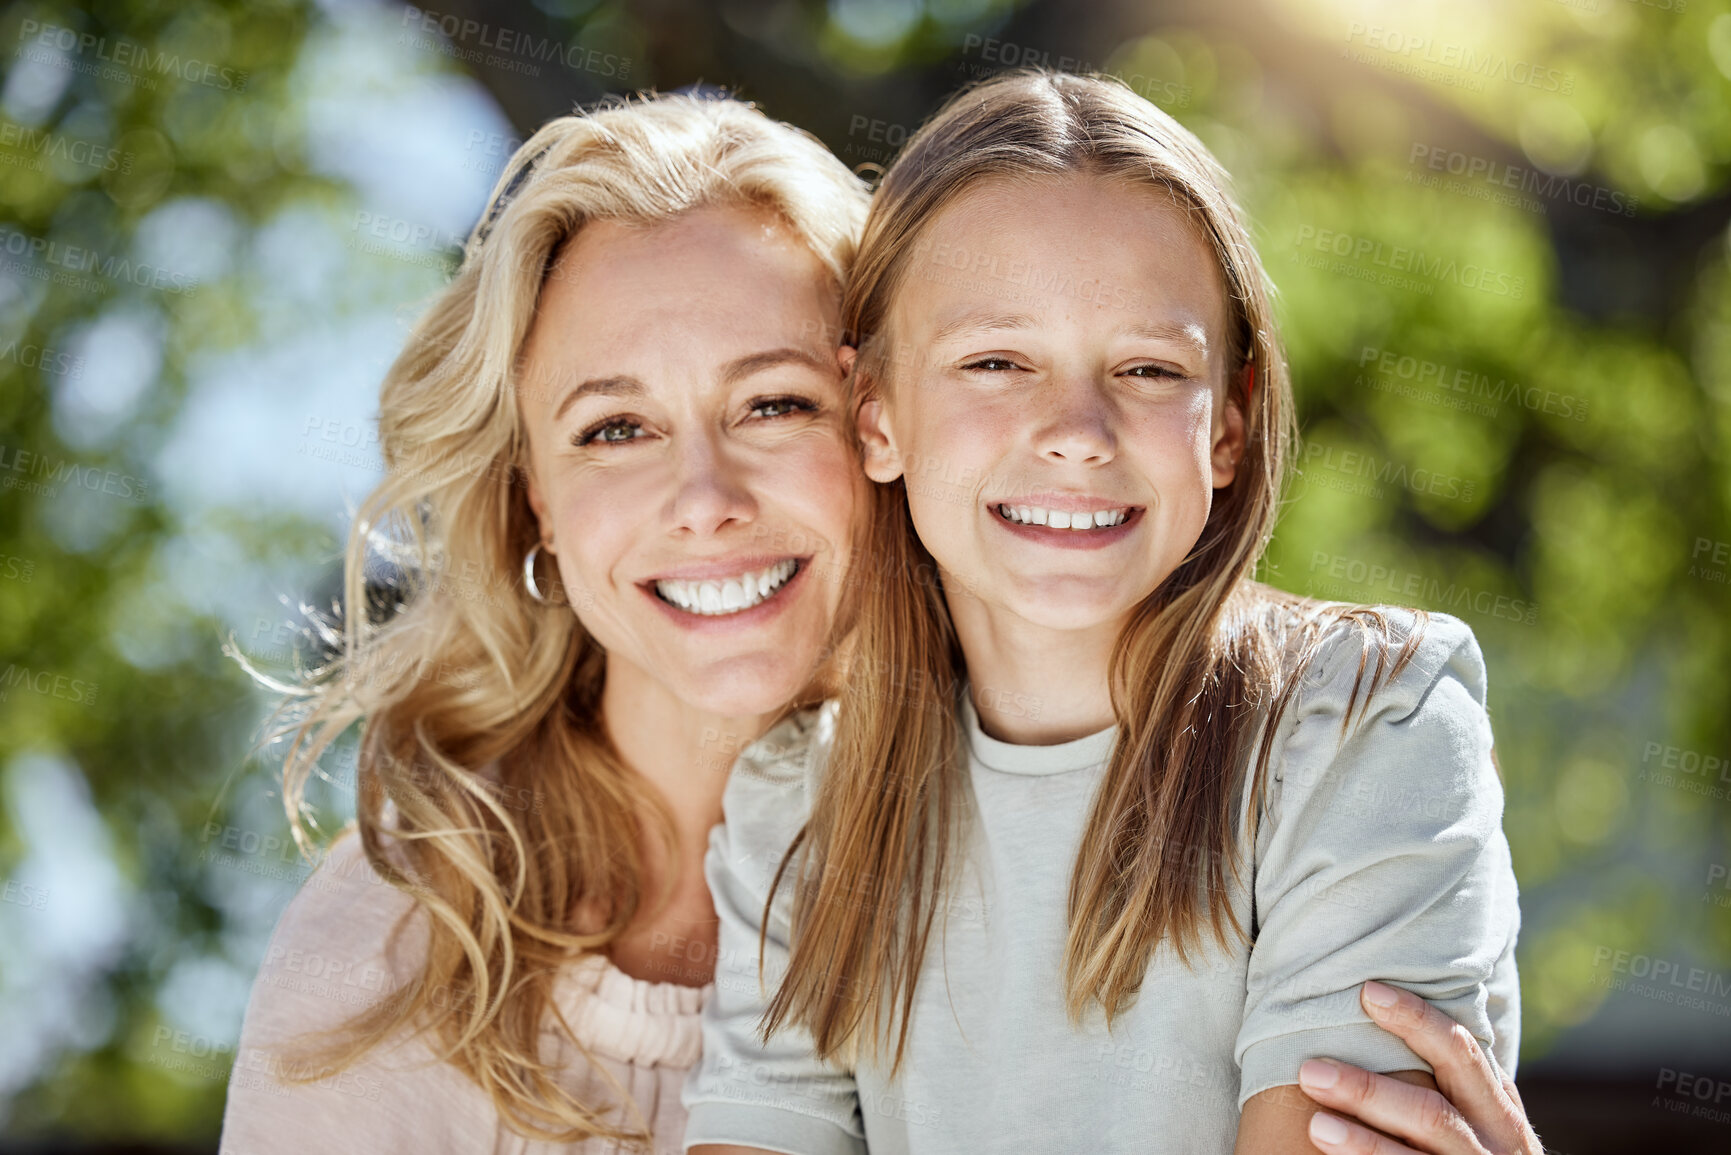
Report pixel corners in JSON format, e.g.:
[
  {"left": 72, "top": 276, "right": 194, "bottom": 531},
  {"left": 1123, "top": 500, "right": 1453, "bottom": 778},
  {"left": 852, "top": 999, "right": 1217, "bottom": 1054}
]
[
  {"left": 856, "top": 172, "right": 1244, "bottom": 641},
  {"left": 517, "top": 204, "right": 862, "bottom": 718}
]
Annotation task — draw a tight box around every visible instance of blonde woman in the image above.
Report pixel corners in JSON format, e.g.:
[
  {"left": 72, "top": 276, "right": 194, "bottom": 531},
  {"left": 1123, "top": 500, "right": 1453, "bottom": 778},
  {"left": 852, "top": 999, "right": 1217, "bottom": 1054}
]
[{"left": 218, "top": 93, "right": 869, "bottom": 1153}]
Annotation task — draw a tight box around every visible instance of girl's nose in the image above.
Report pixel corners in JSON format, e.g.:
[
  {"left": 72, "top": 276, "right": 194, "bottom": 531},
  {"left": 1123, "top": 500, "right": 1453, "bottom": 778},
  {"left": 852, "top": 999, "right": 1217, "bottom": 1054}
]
[{"left": 1035, "top": 374, "right": 1117, "bottom": 466}]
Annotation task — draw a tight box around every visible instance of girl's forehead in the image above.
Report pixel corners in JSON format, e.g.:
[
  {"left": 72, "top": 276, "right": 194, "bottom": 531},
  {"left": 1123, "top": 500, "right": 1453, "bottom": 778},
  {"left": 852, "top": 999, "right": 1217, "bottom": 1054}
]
[
  {"left": 930, "top": 173, "right": 1204, "bottom": 252},
  {"left": 888, "top": 172, "right": 1230, "bottom": 349}
]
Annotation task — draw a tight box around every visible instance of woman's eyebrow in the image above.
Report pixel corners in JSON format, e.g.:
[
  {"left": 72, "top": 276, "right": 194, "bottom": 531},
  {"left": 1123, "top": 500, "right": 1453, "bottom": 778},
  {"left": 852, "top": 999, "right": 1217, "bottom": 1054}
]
[
  {"left": 719, "top": 346, "right": 834, "bottom": 385},
  {"left": 544, "top": 347, "right": 831, "bottom": 422},
  {"left": 552, "top": 375, "right": 644, "bottom": 422}
]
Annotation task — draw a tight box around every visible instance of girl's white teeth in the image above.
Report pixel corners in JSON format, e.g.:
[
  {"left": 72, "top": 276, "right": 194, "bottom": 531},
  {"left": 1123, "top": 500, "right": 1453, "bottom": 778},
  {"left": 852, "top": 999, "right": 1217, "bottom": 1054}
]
[
  {"left": 997, "top": 504, "right": 1128, "bottom": 530},
  {"left": 655, "top": 559, "right": 798, "bottom": 616}
]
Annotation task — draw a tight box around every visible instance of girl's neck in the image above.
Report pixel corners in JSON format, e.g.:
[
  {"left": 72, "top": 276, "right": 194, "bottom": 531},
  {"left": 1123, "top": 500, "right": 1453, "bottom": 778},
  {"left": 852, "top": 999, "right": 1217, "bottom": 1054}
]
[{"left": 946, "top": 591, "right": 1120, "bottom": 746}]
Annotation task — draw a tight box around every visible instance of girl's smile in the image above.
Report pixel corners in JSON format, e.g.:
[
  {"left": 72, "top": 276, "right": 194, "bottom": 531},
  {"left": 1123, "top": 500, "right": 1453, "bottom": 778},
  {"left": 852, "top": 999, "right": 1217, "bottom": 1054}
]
[{"left": 989, "top": 497, "right": 1144, "bottom": 550}]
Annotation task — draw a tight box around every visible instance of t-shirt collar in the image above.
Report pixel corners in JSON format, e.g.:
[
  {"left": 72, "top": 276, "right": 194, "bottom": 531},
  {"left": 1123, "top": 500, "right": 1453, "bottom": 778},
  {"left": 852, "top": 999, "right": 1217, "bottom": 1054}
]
[{"left": 959, "top": 685, "right": 1118, "bottom": 776}]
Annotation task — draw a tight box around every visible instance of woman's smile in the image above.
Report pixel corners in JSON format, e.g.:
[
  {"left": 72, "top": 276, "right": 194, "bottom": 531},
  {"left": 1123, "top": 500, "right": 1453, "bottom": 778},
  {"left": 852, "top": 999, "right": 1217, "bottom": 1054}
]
[{"left": 643, "top": 555, "right": 809, "bottom": 623}]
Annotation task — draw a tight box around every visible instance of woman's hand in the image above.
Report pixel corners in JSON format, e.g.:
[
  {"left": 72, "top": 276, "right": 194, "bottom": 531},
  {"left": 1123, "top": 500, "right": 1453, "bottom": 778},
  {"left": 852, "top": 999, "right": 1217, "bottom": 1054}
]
[{"left": 1297, "top": 981, "right": 1543, "bottom": 1155}]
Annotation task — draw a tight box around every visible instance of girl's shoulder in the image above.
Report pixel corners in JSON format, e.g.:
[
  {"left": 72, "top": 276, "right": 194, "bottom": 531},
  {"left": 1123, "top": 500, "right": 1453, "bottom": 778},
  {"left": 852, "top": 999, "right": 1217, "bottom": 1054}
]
[
  {"left": 1271, "top": 599, "right": 1488, "bottom": 725},
  {"left": 732, "top": 699, "right": 840, "bottom": 786},
  {"left": 714, "top": 700, "right": 839, "bottom": 891}
]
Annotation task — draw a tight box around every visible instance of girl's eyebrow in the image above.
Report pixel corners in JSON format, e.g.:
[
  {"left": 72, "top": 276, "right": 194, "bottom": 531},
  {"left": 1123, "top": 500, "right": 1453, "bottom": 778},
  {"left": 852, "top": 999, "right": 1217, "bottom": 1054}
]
[
  {"left": 929, "top": 309, "right": 1038, "bottom": 344},
  {"left": 928, "top": 309, "right": 1212, "bottom": 362},
  {"left": 1125, "top": 320, "right": 1211, "bottom": 360}
]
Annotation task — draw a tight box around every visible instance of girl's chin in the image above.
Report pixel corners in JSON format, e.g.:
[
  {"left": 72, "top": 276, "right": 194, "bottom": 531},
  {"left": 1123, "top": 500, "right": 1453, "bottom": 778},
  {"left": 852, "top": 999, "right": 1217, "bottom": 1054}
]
[{"left": 984, "top": 581, "right": 1145, "bottom": 630}]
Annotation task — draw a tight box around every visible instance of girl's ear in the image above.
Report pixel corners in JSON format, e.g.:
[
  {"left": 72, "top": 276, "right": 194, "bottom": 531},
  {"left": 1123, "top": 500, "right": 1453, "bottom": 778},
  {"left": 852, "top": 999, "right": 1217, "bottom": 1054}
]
[
  {"left": 848, "top": 351, "right": 906, "bottom": 483},
  {"left": 1210, "top": 365, "right": 1251, "bottom": 489}
]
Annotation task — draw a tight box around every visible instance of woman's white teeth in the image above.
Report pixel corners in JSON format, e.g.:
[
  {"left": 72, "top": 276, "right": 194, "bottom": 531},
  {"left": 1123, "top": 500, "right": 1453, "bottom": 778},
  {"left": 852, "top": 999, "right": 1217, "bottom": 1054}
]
[
  {"left": 655, "top": 559, "right": 798, "bottom": 616},
  {"left": 997, "top": 504, "right": 1128, "bottom": 530}
]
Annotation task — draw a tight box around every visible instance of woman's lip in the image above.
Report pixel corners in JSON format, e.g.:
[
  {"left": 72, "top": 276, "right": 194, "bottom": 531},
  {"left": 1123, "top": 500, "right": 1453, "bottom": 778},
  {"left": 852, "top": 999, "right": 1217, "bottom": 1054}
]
[
  {"left": 640, "top": 557, "right": 810, "bottom": 628},
  {"left": 640, "top": 553, "right": 809, "bottom": 584}
]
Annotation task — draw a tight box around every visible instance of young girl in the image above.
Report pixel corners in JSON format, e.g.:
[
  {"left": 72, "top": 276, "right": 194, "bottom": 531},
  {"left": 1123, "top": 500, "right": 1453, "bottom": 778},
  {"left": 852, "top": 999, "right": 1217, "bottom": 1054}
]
[{"left": 683, "top": 71, "right": 1523, "bottom": 1154}]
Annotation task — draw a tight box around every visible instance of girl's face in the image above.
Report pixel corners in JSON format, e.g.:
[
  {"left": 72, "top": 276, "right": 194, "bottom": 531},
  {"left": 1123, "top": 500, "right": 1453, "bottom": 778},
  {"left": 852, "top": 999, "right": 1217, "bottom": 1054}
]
[
  {"left": 856, "top": 172, "right": 1245, "bottom": 640},
  {"left": 518, "top": 204, "right": 862, "bottom": 718}
]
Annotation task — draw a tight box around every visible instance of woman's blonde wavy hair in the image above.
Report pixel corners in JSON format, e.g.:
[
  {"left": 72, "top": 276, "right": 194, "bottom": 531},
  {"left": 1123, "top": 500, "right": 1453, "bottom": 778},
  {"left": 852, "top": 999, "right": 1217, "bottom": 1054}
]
[{"left": 246, "top": 92, "right": 868, "bottom": 1145}]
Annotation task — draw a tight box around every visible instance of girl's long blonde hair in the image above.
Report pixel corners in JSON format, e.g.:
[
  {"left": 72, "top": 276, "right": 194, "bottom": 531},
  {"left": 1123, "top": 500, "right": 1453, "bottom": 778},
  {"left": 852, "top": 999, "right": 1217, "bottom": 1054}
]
[
  {"left": 247, "top": 93, "right": 867, "bottom": 1145},
  {"left": 763, "top": 69, "right": 1426, "bottom": 1071}
]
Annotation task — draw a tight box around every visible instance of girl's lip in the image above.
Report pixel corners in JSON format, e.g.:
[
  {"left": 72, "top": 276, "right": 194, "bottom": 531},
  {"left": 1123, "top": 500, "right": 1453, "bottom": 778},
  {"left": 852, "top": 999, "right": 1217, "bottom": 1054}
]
[
  {"left": 638, "top": 557, "right": 811, "bottom": 629},
  {"left": 990, "top": 493, "right": 1140, "bottom": 514},
  {"left": 988, "top": 503, "right": 1142, "bottom": 550}
]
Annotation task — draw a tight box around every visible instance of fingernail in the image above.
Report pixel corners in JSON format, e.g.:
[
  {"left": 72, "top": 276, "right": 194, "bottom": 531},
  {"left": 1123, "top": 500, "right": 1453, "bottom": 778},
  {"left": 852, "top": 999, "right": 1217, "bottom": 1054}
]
[
  {"left": 1299, "top": 1058, "right": 1340, "bottom": 1089},
  {"left": 1310, "top": 1113, "right": 1349, "bottom": 1146},
  {"left": 1364, "top": 980, "right": 1399, "bottom": 1008}
]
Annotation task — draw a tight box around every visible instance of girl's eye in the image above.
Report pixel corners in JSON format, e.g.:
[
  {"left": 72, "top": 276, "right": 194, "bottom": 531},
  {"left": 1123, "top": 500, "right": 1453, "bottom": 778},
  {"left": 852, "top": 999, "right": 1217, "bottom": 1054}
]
[
  {"left": 1123, "top": 364, "right": 1186, "bottom": 380},
  {"left": 961, "top": 357, "right": 1022, "bottom": 372},
  {"left": 576, "top": 417, "right": 646, "bottom": 446},
  {"left": 748, "top": 395, "right": 817, "bottom": 420}
]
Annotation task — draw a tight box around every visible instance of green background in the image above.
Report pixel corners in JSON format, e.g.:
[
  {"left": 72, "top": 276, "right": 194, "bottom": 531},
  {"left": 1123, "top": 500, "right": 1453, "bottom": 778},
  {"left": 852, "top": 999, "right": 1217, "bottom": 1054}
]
[{"left": 1, "top": 0, "right": 1728, "bottom": 1149}]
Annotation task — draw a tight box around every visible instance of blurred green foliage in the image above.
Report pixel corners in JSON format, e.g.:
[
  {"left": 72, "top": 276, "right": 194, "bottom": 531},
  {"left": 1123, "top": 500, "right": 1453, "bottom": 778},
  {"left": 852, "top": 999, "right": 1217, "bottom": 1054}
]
[{"left": 1, "top": 0, "right": 1727, "bottom": 1145}]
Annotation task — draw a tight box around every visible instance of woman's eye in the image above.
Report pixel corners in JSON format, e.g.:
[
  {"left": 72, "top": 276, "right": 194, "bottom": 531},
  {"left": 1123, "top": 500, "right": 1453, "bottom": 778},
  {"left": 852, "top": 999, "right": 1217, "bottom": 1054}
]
[
  {"left": 1123, "top": 364, "right": 1185, "bottom": 380},
  {"left": 576, "top": 417, "right": 646, "bottom": 446},
  {"left": 962, "top": 357, "right": 1021, "bottom": 372},
  {"left": 748, "top": 396, "right": 817, "bottom": 420}
]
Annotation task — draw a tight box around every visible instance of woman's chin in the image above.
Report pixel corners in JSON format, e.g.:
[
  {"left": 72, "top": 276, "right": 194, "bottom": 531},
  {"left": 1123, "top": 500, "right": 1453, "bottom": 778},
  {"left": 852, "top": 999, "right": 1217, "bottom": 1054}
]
[{"left": 674, "top": 666, "right": 813, "bottom": 722}]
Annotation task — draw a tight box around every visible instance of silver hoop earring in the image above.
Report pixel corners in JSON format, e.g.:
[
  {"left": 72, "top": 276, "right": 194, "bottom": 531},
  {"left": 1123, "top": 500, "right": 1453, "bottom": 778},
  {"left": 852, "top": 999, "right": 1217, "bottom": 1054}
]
[{"left": 523, "top": 543, "right": 555, "bottom": 605}]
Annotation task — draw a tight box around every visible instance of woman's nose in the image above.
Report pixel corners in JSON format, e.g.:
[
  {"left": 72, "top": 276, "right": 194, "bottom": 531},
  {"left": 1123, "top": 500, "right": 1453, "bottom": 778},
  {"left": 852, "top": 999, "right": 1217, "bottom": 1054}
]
[{"left": 668, "top": 435, "right": 759, "bottom": 536}]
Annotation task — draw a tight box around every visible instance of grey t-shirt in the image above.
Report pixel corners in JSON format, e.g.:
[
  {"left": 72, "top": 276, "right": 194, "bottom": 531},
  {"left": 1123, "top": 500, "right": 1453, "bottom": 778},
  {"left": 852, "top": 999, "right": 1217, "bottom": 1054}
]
[{"left": 682, "top": 608, "right": 1521, "bottom": 1154}]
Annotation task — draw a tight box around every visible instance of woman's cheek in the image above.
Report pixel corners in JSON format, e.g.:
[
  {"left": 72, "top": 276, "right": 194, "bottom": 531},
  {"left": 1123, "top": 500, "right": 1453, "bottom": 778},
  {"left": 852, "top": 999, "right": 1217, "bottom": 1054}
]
[{"left": 786, "top": 427, "right": 862, "bottom": 511}]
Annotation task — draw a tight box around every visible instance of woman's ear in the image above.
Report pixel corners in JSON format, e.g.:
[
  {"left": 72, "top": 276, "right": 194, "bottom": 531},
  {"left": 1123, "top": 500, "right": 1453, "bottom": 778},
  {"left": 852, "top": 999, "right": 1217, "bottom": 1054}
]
[
  {"left": 1210, "top": 365, "right": 1250, "bottom": 488},
  {"left": 525, "top": 465, "right": 555, "bottom": 553},
  {"left": 849, "top": 354, "right": 905, "bottom": 484}
]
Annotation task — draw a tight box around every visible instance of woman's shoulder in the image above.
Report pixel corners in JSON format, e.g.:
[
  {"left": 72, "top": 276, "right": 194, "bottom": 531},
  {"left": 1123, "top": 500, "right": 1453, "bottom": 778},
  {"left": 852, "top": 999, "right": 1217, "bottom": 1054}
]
[
  {"left": 241, "top": 828, "right": 428, "bottom": 1038},
  {"left": 222, "top": 830, "right": 467, "bottom": 1152}
]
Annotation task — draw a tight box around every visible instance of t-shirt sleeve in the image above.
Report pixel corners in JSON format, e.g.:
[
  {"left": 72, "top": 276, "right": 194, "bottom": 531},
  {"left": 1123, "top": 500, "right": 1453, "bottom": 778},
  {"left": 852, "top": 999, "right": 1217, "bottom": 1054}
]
[
  {"left": 218, "top": 830, "right": 495, "bottom": 1154},
  {"left": 1234, "top": 610, "right": 1522, "bottom": 1108},
  {"left": 682, "top": 704, "right": 866, "bottom": 1155}
]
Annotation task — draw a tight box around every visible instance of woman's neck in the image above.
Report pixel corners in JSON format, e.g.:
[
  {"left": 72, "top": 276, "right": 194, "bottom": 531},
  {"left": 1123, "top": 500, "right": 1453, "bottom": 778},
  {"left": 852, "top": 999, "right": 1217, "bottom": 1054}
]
[
  {"left": 594, "top": 661, "right": 776, "bottom": 986},
  {"left": 946, "top": 592, "right": 1120, "bottom": 746}
]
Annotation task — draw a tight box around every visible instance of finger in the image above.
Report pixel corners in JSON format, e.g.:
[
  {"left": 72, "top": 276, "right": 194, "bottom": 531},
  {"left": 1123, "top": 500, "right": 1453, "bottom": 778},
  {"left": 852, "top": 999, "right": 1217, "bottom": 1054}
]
[
  {"left": 1307, "top": 1110, "right": 1423, "bottom": 1155},
  {"left": 1359, "top": 982, "right": 1522, "bottom": 1143},
  {"left": 1299, "top": 1059, "right": 1486, "bottom": 1155}
]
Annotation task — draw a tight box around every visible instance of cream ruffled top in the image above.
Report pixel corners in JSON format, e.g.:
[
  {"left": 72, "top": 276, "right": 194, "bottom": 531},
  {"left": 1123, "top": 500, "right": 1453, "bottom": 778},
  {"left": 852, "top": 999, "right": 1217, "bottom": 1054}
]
[{"left": 218, "top": 830, "right": 710, "bottom": 1155}]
